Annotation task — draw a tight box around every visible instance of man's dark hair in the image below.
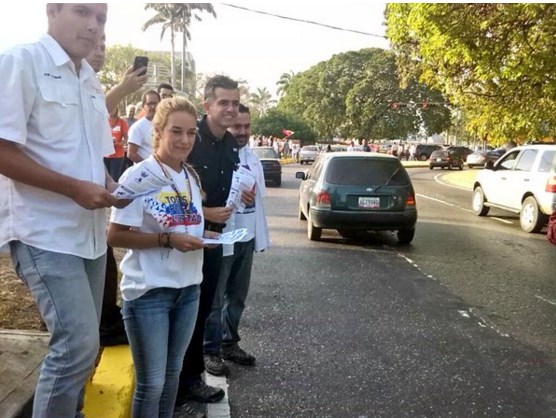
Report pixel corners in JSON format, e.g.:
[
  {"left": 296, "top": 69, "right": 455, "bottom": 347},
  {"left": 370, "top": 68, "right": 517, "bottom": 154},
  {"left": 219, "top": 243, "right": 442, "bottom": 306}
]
[
  {"left": 238, "top": 104, "right": 250, "bottom": 114},
  {"left": 141, "top": 90, "right": 160, "bottom": 106},
  {"left": 204, "top": 75, "right": 238, "bottom": 101},
  {"left": 157, "top": 83, "right": 174, "bottom": 92}
]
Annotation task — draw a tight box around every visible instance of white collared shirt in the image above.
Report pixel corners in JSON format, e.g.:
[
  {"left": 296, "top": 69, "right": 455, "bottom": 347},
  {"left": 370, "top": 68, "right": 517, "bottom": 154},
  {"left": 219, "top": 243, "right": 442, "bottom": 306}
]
[
  {"left": 0, "top": 34, "right": 114, "bottom": 259},
  {"left": 128, "top": 117, "right": 153, "bottom": 161}
]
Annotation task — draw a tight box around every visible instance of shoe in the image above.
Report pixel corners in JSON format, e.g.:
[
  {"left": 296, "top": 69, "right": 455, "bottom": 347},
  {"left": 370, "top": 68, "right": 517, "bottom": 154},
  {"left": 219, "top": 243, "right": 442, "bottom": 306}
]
[
  {"left": 178, "top": 376, "right": 225, "bottom": 404},
  {"left": 174, "top": 401, "right": 206, "bottom": 418},
  {"left": 221, "top": 345, "right": 256, "bottom": 366},
  {"left": 204, "top": 354, "right": 229, "bottom": 376}
]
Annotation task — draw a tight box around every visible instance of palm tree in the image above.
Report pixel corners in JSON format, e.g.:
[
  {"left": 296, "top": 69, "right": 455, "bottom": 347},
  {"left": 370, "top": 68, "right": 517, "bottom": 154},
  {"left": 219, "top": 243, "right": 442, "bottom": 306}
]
[
  {"left": 143, "top": 4, "right": 179, "bottom": 86},
  {"left": 176, "top": 4, "right": 216, "bottom": 94},
  {"left": 143, "top": 3, "right": 216, "bottom": 91},
  {"left": 250, "top": 87, "right": 276, "bottom": 117},
  {"left": 276, "top": 70, "right": 296, "bottom": 97}
]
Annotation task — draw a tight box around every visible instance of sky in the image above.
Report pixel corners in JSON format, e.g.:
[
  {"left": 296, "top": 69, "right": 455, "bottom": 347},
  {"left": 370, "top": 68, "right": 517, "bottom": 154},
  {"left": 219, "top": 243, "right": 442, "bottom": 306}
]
[{"left": 0, "top": 2, "right": 390, "bottom": 97}]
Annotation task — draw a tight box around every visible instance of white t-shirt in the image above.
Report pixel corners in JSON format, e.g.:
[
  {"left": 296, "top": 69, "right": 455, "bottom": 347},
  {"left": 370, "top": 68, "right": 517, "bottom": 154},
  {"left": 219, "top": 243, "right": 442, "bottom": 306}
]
[
  {"left": 128, "top": 117, "right": 153, "bottom": 161},
  {"left": 110, "top": 156, "right": 205, "bottom": 301},
  {"left": 0, "top": 34, "right": 114, "bottom": 258}
]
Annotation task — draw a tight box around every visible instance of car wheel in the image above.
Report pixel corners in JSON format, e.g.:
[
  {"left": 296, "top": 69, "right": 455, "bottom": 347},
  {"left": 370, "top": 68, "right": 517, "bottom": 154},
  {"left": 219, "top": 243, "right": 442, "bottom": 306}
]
[
  {"left": 520, "top": 196, "right": 548, "bottom": 233},
  {"left": 397, "top": 228, "right": 415, "bottom": 244},
  {"left": 429, "top": 165, "right": 433, "bottom": 170},
  {"left": 468, "top": 164, "right": 474, "bottom": 169},
  {"left": 298, "top": 202, "right": 306, "bottom": 221},
  {"left": 472, "top": 186, "right": 489, "bottom": 216},
  {"left": 275, "top": 176, "right": 281, "bottom": 187},
  {"left": 307, "top": 211, "right": 322, "bottom": 241},
  {"left": 420, "top": 154, "right": 428, "bottom": 161}
]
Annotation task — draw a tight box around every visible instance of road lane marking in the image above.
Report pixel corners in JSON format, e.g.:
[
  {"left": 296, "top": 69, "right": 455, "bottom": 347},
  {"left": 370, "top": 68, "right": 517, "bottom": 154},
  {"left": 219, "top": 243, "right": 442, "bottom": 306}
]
[
  {"left": 535, "top": 295, "right": 556, "bottom": 307},
  {"left": 416, "top": 193, "right": 474, "bottom": 213}
]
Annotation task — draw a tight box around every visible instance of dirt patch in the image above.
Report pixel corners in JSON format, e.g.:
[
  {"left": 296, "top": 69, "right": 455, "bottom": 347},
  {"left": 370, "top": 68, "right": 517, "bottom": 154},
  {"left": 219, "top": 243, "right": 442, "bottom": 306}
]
[{"left": 0, "top": 255, "right": 44, "bottom": 330}]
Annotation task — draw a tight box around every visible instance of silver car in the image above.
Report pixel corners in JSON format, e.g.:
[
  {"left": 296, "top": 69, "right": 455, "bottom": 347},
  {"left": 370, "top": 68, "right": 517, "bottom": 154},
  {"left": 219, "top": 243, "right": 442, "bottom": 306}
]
[
  {"left": 472, "top": 144, "right": 556, "bottom": 232},
  {"left": 299, "top": 145, "right": 319, "bottom": 164}
]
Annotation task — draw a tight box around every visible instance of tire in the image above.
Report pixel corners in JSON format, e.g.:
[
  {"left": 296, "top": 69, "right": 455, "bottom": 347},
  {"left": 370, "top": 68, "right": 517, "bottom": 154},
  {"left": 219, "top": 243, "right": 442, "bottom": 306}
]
[
  {"left": 420, "top": 154, "right": 428, "bottom": 161},
  {"left": 274, "top": 176, "right": 281, "bottom": 187},
  {"left": 472, "top": 187, "right": 490, "bottom": 216},
  {"left": 520, "top": 196, "right": 548, "bottom": 233},
  {"left": 429, "top": 165, "right": 433, "bottom": 170},
  {"left": 298, "top": 202, "right": 306, "bottom": 220},
  {"left": 397, "top": 228, "right": 415, "bottom": 244},
  {"left": 307, "top": 211, "right": 322, "bottom": 241},
  {"left": 468, "top": 164, "right": 474, "bottom": 169}
]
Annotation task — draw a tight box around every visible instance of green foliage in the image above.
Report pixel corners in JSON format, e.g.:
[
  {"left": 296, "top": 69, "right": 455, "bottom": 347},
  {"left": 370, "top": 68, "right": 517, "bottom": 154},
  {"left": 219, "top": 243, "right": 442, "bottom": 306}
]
[
  {"left": 248, "top": 87, "right": 276, "bottom": 119},
  {"left": 277, "top": 48, "right": 451, "bottom": 140},
  {"left": 385, "top": 3, "right": 556, "bottom": 142},
  {"left": 251, "top": 109, "right": 317, "bottom": 143}
]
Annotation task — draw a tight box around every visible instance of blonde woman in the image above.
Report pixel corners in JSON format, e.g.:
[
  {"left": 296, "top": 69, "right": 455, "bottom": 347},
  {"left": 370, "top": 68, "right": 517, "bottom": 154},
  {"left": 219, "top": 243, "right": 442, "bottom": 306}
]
[{"left": 108, "top": 97, "right": 214, "bottom": 417}]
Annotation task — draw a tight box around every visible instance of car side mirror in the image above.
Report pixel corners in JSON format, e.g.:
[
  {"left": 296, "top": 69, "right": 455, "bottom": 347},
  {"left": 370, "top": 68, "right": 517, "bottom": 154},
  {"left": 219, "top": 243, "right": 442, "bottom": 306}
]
[
  {"left": 485, "top": 160, "right": 494, "bottom": 170},
  {"left": 295, "top": 171, "right": 307, "bottom": 180}
]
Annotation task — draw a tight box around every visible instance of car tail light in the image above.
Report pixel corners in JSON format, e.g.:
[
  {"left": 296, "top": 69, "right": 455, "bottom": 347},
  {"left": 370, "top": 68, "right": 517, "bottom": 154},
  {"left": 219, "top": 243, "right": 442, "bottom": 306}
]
[
  {"left": 315, "top": 190, "right": 331, "bottom": 209},
  {"left": 406, "top": 193, "right": 416, "bottom": 206},
  {"left": 546, "top": 176, "right": 556, "bottom": 193}
]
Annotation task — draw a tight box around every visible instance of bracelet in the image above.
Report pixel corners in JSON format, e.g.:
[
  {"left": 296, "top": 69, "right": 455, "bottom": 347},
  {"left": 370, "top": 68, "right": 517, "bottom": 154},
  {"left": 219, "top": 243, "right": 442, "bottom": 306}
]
[{"left": 163, "top": 232, "right": 173, "bottom": 249}]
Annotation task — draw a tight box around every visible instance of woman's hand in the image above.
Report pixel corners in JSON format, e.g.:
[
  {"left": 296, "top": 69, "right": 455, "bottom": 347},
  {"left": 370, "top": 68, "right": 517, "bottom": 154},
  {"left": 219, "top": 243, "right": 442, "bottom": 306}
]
[{"left": 203, "top": 230, "right": 221, "bottom": 249}]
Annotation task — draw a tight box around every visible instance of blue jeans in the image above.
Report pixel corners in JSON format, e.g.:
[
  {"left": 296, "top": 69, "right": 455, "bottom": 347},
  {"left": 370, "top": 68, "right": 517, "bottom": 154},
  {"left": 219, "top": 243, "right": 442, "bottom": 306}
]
[
  {"left": 204, "top": 239, "right": 254, "bottom": 354},
  {"left": 9, "top": 241, "right": 106, "bottom": 418},
  {"left": 123, "top": 285, "right": 200, "bottom": 418}
]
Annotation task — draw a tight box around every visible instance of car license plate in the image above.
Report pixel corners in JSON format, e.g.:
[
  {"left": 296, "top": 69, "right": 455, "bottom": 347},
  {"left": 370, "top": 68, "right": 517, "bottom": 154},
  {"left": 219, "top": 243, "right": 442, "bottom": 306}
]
[{"left": 358, "top": 197, "right": 380, "bottom": 208}]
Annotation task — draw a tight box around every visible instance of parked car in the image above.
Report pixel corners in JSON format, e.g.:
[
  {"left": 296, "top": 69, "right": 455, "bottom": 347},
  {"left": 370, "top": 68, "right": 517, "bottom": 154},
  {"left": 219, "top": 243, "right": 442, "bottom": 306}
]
[
  {"left": 252, "top": 146, "right": 282, "bottom": 187},
  {"left": 299, "top": 145, "right": 319, "bottom": 164},
  {"left": 472, "top": 144, "right": 556, "bottom": 232},
  {"left": 295, "top": 152, "right": 418, "bottom": 243},
  {"left": 466, "top": 148, "right": 505, "bottom": 168},
  {"left": 415, "top": 144, "right": 442, "bottom": 161},
  {"left": 428, "top": 149, "right": 464, "bottom": 170},
  {"left": 446, "top": 145, "right": 474, "bottom": 161}
]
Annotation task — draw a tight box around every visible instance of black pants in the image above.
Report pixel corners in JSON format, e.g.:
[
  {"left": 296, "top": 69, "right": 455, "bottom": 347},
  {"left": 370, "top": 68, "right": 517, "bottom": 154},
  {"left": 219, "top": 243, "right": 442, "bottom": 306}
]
[
  {"left": 178, "top": 245, "right": 223, "bottom": 386},
  {"left": 100, "top": 246, "right": 122, "bottom": 329}
]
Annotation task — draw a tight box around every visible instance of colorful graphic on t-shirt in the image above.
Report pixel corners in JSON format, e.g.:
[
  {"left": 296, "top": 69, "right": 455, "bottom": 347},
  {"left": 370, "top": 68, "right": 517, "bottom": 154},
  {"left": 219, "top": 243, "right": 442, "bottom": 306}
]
[{"left": 146, "top": 190, "right": 202, "bottom": 228}]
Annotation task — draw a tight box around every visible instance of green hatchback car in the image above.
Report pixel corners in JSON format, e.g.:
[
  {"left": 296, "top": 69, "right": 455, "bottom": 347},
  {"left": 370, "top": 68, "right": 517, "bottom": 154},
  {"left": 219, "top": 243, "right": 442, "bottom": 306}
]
[{"left": 296, "top": 152, "right": 418, "bottom": 243}]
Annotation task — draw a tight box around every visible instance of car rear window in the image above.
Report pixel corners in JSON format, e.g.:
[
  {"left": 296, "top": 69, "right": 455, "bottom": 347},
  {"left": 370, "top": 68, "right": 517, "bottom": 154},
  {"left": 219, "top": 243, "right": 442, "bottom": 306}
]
[
  {"left": 303, "top": 146, "right": 318, "bottom": 152},
  {"left": 430, "top": 150, "right": 446, "bottom": 158},
  {"left": 253, "top": 148, "right": 279, "bottom": 159},
  {"left": 325, "top": 158, "right": 410, "bottom": 186},
  {"left": 538, "top": 150, "right": 556, "bottom": 172}
]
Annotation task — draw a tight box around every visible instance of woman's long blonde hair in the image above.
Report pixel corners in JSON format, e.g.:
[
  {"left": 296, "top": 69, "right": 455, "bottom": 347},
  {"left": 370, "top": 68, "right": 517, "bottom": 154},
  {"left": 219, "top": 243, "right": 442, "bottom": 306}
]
[{"left": 151, "top": 96, "right": 201, "bottom": 188}]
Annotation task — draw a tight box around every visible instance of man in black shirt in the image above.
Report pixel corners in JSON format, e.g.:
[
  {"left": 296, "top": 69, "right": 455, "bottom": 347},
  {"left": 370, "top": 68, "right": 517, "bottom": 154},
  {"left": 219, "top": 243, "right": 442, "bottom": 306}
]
[{"left": 176, "top": 75, "right": 241, "bottom": 408}]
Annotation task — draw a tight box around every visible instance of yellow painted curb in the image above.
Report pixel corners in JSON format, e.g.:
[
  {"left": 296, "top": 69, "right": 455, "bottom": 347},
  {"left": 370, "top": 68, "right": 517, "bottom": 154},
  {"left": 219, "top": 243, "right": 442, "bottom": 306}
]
[
  {"left": 440, "top": 169, "right": 478, "bottom": 190},
  {"left": 83, "top": 345, "right": 134, "bottom": 418}
]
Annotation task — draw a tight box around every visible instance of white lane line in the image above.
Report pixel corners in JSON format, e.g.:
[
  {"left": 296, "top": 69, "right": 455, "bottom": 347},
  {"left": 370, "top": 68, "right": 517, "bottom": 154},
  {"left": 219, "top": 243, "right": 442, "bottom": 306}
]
[
  {"left": 535, "top": 295, "right": 556, "bottom": 307},
  {"left": 491, "top": 217, "right": 514, "bottom": 224},
  {"left": 433, "top": 173, "right": 471, "bottom": 191},
  {"left": 205, "top": 373, "right": 231, "bottom": 418},
  {"left": 416, "top": 193, "right": 474, "bottom": 213}
]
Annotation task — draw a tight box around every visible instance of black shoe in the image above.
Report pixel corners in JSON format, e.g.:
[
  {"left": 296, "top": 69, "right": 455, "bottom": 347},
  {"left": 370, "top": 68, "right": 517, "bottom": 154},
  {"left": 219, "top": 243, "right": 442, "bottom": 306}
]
[
  {"left": 174, "top": 401, "right": 206, "bottom": 417},
  {"left": 221, "top": 345, "right": 256, "bottom": 366},
  {"left": 204, "top": 354, "right": 229, "bottom": 376},
  {"left": 179, "top": 377, "right": 225, "bottom": 404}
]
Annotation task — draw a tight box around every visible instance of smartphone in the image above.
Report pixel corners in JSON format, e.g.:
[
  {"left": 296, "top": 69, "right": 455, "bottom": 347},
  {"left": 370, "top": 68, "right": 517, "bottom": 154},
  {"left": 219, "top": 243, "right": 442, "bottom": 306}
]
[{"left": 133, "top": 56, "right": 148, "bottom": 76}]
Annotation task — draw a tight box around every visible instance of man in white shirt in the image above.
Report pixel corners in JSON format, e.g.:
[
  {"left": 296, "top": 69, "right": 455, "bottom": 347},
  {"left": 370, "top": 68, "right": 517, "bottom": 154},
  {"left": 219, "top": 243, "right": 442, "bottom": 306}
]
[
  {"left": 204, "top": 104, "right": 270, "bottom": 375},
  {"left": 0, "top": 4, "right": 123, "bottom": 418},
  {"left": 127, "top": 89, "right": 160, "bottom": 163}
]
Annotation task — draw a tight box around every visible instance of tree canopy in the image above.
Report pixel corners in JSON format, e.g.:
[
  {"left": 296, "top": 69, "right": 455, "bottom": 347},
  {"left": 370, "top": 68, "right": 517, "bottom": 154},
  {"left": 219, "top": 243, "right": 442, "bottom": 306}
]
[
  {"left": 385, "top": 3, "right": 556, "bottom": 142},
  {"left": 252, "top": 108, "right": 317, "bottom": 143},
  {"left": 277, "top": 48, "right": 451, "bottom": 140}
]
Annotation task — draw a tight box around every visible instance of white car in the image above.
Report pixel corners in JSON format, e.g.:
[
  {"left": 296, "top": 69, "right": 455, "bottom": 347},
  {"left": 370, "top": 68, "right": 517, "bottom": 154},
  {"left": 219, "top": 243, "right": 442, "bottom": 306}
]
[
  {"left": 472, "top": 144, "right": 556, "bottom": 232},
  {"left": 299, "top": 145, "right": 319, "bottom": 164}
]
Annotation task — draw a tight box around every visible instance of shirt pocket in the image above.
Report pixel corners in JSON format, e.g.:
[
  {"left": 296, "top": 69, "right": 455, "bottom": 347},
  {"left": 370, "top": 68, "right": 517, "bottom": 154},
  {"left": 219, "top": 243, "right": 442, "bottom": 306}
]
[{"left": 37, "top": 80, "right": 79, "bottom": 140}]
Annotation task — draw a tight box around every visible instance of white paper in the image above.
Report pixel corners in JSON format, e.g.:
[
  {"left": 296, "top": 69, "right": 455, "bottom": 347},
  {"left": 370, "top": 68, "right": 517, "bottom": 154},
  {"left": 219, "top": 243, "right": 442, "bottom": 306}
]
[
  {"left": 226, "top": 166, "right": 257, "bottom": 212},
  {"left": 112, "top": 165, "right": 172, "bottom": 199},
  {"left": 202, "top": 228, "right": 248, "bottom": 245}
]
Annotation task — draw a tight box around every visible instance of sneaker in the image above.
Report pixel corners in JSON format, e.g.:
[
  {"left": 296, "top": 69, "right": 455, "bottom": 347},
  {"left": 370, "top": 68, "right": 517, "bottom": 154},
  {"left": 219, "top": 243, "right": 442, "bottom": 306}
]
[
  {"left": 174, "top": 401, "right": 206, "bottom": 418},
  {"left": 221, "top": 345, "right": 256, "bottom": 366},
  {"left": 179, "top": 376, "right": 225, "bottom": 404},
  {"left": 204, "top": 353, "right": 229, "bottom": 376}
]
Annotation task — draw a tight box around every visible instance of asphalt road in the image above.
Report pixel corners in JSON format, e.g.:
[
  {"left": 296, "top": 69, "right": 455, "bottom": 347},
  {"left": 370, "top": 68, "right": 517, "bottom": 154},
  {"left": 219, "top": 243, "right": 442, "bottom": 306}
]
[{"left": 222, "top": 164, "right": 556, "bottom": 418}]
